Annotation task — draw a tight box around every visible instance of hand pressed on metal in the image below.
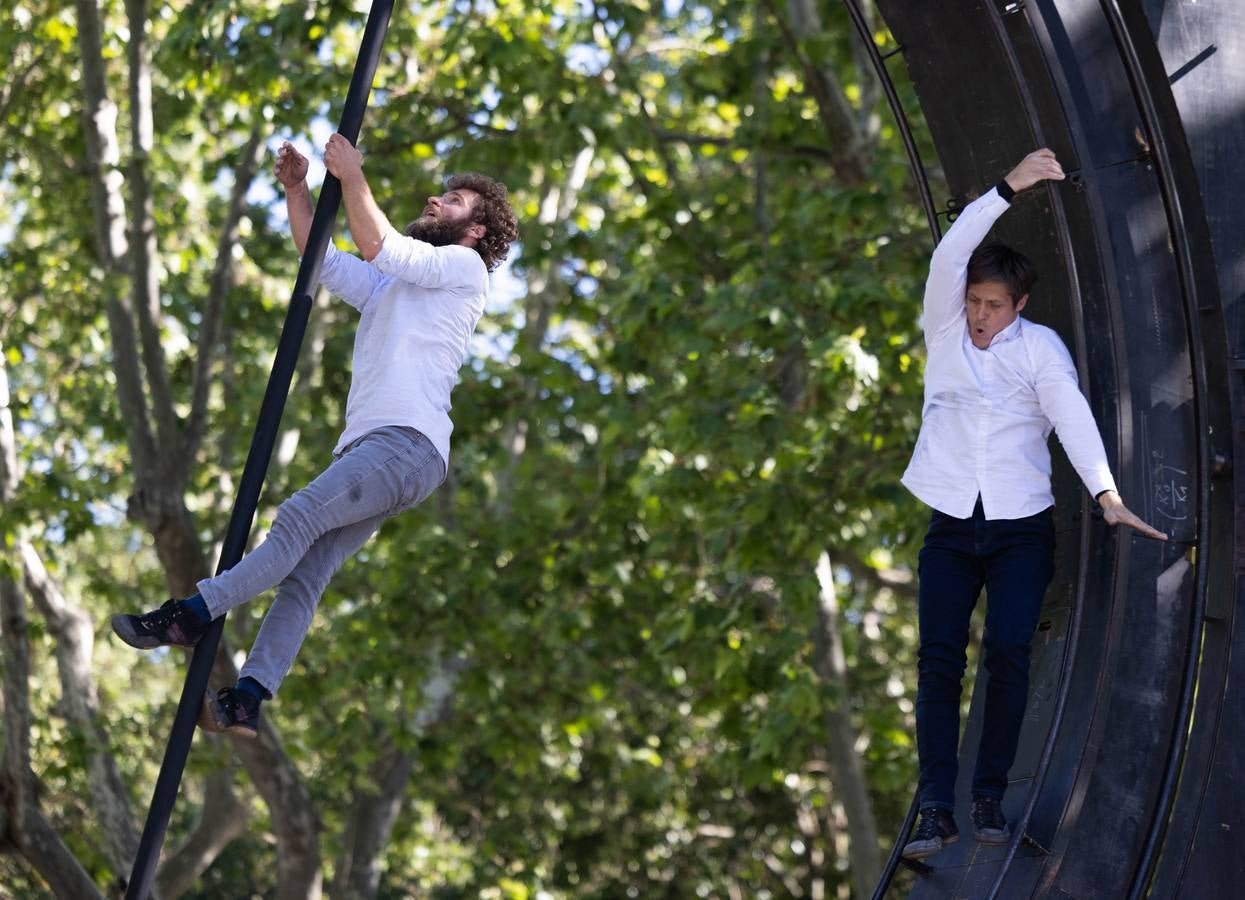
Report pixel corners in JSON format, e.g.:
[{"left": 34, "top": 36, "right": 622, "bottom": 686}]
[{"left": 1098, "top": 490, "right": 1168, "bottom": 541}]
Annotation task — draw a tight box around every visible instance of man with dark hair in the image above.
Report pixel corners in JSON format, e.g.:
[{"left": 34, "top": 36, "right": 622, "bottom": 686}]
[
  {"left": 900, "top": 149, "right": 1165, "bottom": 860},
  {"left": 112, "top": 135, "right": 518, "bottom": 737}
]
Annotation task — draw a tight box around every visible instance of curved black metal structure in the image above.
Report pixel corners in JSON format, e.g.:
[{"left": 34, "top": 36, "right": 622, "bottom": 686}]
[{"left": 848, "top": 1, "right": 1242, "bottom": 897}]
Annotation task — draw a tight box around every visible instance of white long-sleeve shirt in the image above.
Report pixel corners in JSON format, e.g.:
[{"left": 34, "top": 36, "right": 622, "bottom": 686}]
[
  {"left": 317, "top": 226, "right": 488, "bottom": 470},
  {"left": 900, "top": 187, "right": 1117, "bottom": 520}
]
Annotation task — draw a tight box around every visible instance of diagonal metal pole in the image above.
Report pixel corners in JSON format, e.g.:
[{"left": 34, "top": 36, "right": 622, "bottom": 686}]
[{"left": 124, "top": 3, "right": 394, "bottom": 897}]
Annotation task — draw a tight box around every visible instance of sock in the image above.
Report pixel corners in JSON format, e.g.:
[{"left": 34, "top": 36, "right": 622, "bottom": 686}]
[
  {"left": 236, "top": 676, "right": 270, "bottom": 702},
  {"left": 183, "top": 593, "right": 211, "bottom": 623}
]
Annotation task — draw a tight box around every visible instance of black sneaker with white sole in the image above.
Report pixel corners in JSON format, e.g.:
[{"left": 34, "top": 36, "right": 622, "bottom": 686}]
[
  {"left": 971, "top": 795, "right": 1011, "bottom": 844},
  {"left": 902, "top": 807, "right": 960, "bottom": 860},
  {"left": 198, "top": 687, "right": 261, "bottom": 739},
  {"left": 111, "top": 599, "right": 209, "bottom": 650}
]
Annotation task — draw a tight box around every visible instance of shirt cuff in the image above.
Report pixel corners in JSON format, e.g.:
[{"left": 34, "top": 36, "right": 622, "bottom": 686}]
[
  {"left": 1084, "top": 469, "right": 1118, "bottom": 501},
  {"left": 995, "top": 179, "right": 1016, "bottom": 203}
]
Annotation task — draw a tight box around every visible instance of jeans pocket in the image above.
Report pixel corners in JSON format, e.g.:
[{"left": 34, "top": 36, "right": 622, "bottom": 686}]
[{"left": 397, "top": 451, "right": 441, "bottom": 511}]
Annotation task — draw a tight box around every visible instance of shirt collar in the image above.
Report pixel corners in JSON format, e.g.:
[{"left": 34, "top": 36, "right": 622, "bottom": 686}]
[{"left": 987, "top": 316, "right": 1023, "bottom": 348}]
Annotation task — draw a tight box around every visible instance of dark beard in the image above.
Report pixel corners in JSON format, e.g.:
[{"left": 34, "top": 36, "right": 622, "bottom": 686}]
[{"left": 404, "top": 215, "right": 474, "bottom": 246}]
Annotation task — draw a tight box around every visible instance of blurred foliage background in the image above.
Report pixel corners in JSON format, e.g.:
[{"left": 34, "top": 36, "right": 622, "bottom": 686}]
[{"left": 0, "top": 0, "right": 948, "bottom": 896}]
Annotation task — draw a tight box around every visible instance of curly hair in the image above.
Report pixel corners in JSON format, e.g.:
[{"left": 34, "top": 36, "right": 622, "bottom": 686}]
[{"left": 446, "top": 172, "right": 518, "bottom": 272}]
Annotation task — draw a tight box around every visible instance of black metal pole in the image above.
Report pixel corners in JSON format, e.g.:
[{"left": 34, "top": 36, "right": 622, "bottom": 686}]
[
  {"left": 124, "top": 3, "right": 394, "bottom": 897},
  {"left": 836, "top": 3, "right": 940, "bottom": 896}
]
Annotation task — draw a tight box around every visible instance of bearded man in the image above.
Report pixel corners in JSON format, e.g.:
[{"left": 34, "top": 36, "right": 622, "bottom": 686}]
[{"left": 112, "top": 135, "right": 518, "bottom": 737}]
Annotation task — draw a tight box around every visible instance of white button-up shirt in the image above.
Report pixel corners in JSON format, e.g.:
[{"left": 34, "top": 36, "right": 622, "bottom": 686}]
[
  {"left": 318, "top": 229, "right": 488, "bottom": 470},
  {"left": 901, "top": 187, "right": 1117, "bottom": 520}
]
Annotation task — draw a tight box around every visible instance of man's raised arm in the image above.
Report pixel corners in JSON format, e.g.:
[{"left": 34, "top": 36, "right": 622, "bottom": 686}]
[
  {"left": 275, "top": 139, "right": 383, "bottom": 311},
  {"left": 322, "top": 132, "right": 392, "bottom": 262},
  {"left": 275, "top": 141, "right": 314, "bottom": 256},
  {"left": 922, "top": 149, "right": 1066, "bottom": 342}
]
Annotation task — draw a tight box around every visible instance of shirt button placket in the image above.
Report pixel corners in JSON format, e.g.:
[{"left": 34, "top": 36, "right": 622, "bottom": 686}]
[{"left": 977, "top": 399, "right": 990, "bottom": 520}]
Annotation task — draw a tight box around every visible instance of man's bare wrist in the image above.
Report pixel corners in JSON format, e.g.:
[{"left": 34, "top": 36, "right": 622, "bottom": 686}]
[{"left": 337, "top": 169, "right": 368, "bottom": 190}]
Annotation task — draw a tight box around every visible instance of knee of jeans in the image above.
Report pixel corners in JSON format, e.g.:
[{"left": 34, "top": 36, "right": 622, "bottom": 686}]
[
  {"left": 272, "top": 494, "right": 317, "bottom": 541},
  {"left": 280, "top": 565, "right": 331, "bottom": 601},
  {"left": 917, "top": 644, "right": 968, "bottom": 680},
  {"left": 982, "top": 636, "right": 1032, "bottom": 677}
]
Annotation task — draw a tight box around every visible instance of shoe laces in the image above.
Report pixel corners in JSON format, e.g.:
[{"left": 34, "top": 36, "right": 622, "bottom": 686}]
[
  {"left": 137, "top": 599, "right": 181, "bottom": 629},
  {"left": 972, "top": 796, "right": 1005, "bottom": 828},
  {"left": 913, "top": 809, "right": 944, "bottom": 841}
]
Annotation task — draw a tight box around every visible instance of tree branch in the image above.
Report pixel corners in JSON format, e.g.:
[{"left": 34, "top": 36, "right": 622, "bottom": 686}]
[
  {"left": 125, "top": 0, "right": 182, "bottom": 465},
  {"left": 334, "top": 652, "right": 466, "bottom": 899},
  {"left": 75, "top": 0, "right": 159, "bottom": 476},
  {"left": 654, "top": 130, "right": 834, "bottom": 162},
  {"left": 838, "top": 552, "right": 914, "bottom": 598},
  {"left": 186, "top": 121, "right": 267, "bottom": 466},
  {"left": 0, "top": 41, "right": 52, "bottom": 129},
  {"left": 231, "top": 706, "right": 323, "bottom": 899}
]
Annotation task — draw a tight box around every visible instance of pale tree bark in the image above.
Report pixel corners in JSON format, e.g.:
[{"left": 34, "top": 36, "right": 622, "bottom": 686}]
[
  {"left": 20, "top": 543, "right": 142, "bottom": 877},
  {"left": 812, "top": 552, "right": 881, "bottom": 897},
  {"left": 763, "top": 240, "right": 881, "bottom": 895},
  {"left": 0, "top": 347, "right": 105, "bottom": 898},
  {"left": 111, "top": 0, "right": 209, "bottom": 591},
  {"left": 74, "top": 0, "right": 128, "bottom": 269},
  {"left": 74, "top": 0, "right": 159, "bottom": 482}
]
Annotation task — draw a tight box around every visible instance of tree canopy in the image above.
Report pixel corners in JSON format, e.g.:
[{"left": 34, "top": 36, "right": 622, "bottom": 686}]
[{"left": 0, "top": 0, "right": 943, "bottom": 896}]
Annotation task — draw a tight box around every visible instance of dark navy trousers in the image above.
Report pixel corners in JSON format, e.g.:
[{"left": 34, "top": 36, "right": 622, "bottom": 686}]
[{"left": 915, "top": 497, "right": 1055, "bottom": 811}]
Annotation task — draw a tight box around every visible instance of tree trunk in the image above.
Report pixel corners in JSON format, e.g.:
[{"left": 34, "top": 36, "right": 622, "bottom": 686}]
[
  {"left": 21, "top": 542, "right": 142, "bottom": 877},
  {"left": 0, "top": 350, "right": 105, "bottom": 899},
  {"left": 333, "top": 652, "right": 465, "bottom": 899},
  {"left": 235, "top": 729, "right": 323, "bottom": 900},
  {"left": 812, "top": 552, "right": 881, "bottom": 897},
  {"left": 496, "top": 140, "right": 595, "bottom": 514},
  {"left": 157, "top": 769, "right": 249, "bottom": 899}
]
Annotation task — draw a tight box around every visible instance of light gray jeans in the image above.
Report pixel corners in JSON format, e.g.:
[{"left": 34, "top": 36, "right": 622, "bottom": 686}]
[{"left": 197, "top": 426, "right": 444, "bottom": 695}]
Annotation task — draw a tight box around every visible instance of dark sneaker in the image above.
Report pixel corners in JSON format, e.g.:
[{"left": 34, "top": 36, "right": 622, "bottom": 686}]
[
  {"left": 111, "top": 599, "right": 209, "bottom": 650},
  {"left": 902, "top": 807, "right": 959, "bottom": 860},
  {"left": 198, "top": 687, "right": 261, "bottom": 739},
  {"left": 972, "top": 795, "right": 1011, "bottom": 844}
]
